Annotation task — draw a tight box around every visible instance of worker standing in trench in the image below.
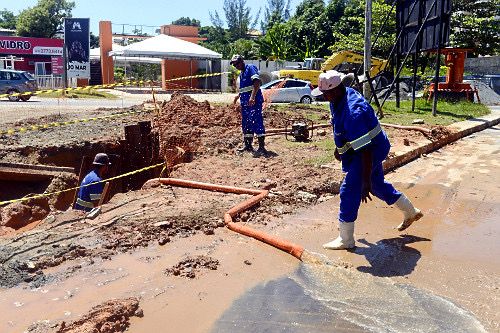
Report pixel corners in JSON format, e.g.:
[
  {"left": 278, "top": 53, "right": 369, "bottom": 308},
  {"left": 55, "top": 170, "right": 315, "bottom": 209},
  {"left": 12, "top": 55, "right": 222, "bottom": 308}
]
[
  {"left": 231, "top": 54, "right": 268, "bottom": 157},
  {"left": 74, "top": 153, "right": 110, "bottom": 212},
  {"left": 311, "top": 70, "right": 424, "bottom": 250}
]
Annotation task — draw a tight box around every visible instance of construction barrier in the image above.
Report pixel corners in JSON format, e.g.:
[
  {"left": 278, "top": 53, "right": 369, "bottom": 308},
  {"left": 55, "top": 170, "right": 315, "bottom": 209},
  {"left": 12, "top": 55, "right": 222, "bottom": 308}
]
[
  {"left": 0, "top": 162, "right": 165, "bottom": 207},
  {"left": 0, "top": 72, "right": 230, "bottom": 99}
]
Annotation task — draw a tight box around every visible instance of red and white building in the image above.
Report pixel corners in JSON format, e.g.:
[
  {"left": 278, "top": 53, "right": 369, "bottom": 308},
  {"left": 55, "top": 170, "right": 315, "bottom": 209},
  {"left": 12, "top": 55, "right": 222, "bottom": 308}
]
[{"left": 0, "top": 36, "right": 63, "bottom": 75}]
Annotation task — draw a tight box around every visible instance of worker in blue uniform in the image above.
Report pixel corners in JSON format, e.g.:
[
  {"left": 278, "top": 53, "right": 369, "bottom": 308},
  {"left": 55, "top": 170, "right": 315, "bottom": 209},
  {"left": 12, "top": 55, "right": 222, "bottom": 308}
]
[
  {"left": 311, "top": 70, "right": 423, "bottom": 250},
  {"left": 230, "top": 54, "right": 268, "bottom": 157},
  {"left": 74, "top": 153, "right": 111, "bottom": 212}
]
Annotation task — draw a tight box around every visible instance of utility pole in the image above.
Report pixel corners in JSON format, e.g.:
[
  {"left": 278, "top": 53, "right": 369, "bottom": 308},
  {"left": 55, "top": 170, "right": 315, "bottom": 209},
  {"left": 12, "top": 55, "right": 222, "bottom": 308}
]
[{"left": 363, "top": 0, "right": 372, "bottom": 99}]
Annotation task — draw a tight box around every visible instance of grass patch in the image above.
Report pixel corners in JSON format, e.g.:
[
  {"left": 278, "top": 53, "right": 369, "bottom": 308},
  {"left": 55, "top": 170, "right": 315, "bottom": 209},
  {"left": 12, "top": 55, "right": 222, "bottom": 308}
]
[
  {"left": 269, "top": 103, "right": 330, "bottom": 122},
  {"left": 303, "top": 138, "right": 336, "bottom": 166},
  {"left": 380, "top": 99, "right": 490, "bottom": 126},
  {"left": 38, "top": 89, "right": 118, "bottom": 99},
  {"left": 304, "top": 154, "right": 334, "bottom": 166},
  {"left": 271, "top": 99, "right": 490, "bottom": 126}
]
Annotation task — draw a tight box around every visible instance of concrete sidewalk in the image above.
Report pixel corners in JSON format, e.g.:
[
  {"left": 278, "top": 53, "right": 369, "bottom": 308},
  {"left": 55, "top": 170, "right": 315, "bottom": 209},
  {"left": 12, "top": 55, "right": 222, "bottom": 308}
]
[{"left": 384, "top": 106, "right": 500, "bottom": 171}]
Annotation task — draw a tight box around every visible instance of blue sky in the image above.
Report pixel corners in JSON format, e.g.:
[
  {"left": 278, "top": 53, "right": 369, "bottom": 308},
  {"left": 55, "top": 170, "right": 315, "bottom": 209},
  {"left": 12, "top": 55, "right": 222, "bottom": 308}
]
[{"left": 7, "top": 0, "right": 302, "bottom": 34}]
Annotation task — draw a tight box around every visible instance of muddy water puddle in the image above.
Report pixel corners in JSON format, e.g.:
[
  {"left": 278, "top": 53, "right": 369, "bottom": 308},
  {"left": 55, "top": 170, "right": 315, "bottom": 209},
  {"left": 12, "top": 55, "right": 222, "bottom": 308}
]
[{"left": 211, "top": 253, "right": 487, "bottom": 333}]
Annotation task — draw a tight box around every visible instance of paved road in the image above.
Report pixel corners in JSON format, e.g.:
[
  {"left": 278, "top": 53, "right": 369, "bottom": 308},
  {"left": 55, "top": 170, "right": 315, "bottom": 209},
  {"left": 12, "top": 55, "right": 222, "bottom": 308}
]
[{"left": 0, "top": 92, "right": 235, "bottom": 125}]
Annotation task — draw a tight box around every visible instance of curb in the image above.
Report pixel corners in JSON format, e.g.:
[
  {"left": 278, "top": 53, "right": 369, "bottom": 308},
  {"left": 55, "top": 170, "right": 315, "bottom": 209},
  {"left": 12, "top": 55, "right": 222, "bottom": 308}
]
[{"left": 383, "top": 113, "right": 500, "bottom": 172}]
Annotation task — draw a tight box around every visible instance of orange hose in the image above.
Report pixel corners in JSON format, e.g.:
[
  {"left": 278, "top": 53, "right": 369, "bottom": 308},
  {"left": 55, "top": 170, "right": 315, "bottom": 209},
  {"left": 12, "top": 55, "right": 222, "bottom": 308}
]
[{"left": 149, "top": 178, "right": 304, "bottom": 260}]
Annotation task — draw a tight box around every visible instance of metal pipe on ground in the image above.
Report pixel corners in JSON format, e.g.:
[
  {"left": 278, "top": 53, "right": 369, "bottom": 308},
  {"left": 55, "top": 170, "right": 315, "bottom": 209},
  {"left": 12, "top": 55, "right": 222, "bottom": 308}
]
[
  {"left": 379, "top": 123, "right": 431, "bottom": 135},
  {"left": 147, "top": 177, "right": 305, "bottom": 260}
]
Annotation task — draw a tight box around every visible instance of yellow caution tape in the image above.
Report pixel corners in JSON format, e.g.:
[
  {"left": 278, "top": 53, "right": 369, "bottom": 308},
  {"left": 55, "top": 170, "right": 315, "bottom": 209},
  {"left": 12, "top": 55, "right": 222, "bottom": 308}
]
[
  {"left": 0, "top": 109, "right": 151, "bottom": 137},
  {"left": 0, "top": 162, "right": 166, "bottom": 207},
  {"left": 0, "top": 72, "right": 229, "bottom": 99},
  {"left": 166, "top": 72, "right": 230, "bottom": 82}
]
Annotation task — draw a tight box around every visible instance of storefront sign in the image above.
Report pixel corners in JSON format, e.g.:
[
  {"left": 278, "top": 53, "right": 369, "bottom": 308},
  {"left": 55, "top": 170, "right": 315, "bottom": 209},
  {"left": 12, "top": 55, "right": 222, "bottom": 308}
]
[
  {"left": 0, "top": 37, "right": 63, "bottom": 55},
  {"left": 51, "top": 56, "right": 64, "bottom": 75},
  {"left": 64, "top": 18, "right": 90, "bottom": 78}
]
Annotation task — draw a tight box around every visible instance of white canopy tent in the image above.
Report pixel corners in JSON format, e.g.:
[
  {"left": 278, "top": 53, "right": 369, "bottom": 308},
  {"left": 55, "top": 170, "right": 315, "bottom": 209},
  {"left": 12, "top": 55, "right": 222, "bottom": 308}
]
[
  {"left": 109, "top": 34, "right": 222, "bottom": 60},
  {"left": 109, "top": 34, "right": 222, "bottom": 91},
  {"left": 90, "top": 44, "right": 161, "bottom": 64}
]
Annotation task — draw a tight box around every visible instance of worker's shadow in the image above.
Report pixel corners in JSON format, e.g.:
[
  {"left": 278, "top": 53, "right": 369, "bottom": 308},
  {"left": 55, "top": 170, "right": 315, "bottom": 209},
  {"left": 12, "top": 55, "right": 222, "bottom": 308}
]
[
  {"left": 261, "top": 150, "right": 278, "bottom": 158},
  {"left": 353, "top": 235, "right": 430, "bottom": 277}
]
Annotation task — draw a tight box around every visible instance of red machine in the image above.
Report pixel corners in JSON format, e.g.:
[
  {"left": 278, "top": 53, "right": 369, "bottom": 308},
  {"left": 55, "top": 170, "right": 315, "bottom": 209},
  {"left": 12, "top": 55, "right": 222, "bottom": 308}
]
[{"left": 427, "top": 48, "right": 480, "bottom": 102}]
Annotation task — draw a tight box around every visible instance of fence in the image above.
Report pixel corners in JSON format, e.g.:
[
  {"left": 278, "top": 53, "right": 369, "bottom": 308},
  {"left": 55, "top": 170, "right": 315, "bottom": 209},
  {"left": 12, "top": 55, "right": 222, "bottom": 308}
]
[
  {"left": 35, "top": 75, "right": 64, "bottom": 89},
  {"left": 34, "top": 76, "right": 81, "bottom": 90}
]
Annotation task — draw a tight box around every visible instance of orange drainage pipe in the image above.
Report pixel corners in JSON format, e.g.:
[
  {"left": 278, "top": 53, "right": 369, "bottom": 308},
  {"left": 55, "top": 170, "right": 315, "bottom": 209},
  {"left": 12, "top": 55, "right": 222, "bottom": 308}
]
[{"left": 149, "top": 178, "right": 305, "bottom": 260}]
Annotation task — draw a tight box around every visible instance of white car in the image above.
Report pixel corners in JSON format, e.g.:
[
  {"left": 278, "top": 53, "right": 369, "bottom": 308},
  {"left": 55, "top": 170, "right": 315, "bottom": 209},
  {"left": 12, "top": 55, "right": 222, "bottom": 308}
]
[{"left": 261, "top": 78, "right": 314, "bottom": 104}]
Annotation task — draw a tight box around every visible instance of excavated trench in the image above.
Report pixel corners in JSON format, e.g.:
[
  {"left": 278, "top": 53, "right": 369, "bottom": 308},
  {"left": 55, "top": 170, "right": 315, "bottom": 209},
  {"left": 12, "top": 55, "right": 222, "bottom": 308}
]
[{"left": 0, "top": 122, "right": 163, "bottom": 233}]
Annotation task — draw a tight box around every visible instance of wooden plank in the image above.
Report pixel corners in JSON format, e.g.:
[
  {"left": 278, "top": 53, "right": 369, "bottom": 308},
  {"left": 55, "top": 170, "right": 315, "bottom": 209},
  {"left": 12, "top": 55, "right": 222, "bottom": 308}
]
[
  {"left": 98, "top": 182, "right": 110, "bottom": 206},
  {"left": 72, "top": 155, "right": 92, "bottom": 207}
]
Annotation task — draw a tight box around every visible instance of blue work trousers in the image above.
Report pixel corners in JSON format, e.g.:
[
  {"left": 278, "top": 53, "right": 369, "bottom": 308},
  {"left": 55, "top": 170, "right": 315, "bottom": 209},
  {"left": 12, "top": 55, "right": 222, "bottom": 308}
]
[
  {"left": 339, "top": 155, "right": 401, "bottom": 223},
  {"left": 241, "top": 103, "right": 265, "bottom": 137}
]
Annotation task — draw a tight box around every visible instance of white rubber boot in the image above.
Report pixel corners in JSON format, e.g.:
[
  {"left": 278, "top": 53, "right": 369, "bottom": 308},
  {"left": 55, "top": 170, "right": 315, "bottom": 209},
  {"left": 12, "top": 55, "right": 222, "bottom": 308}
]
[
  {"left": 394, "top": 194, "right": 423, "bottom": 231},
  {"left": 323, "top": 222, "right": 355, "bottom": 250}
]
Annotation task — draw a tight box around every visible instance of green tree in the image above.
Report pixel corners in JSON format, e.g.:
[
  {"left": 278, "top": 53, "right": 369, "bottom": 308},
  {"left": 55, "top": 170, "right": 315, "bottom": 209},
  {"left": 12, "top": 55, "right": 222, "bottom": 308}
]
[
  {"left": 16, "top": 0, "right": 75, "bottom": 38},
  {"left": 200, "top": 25, "right": 232, "bottom": 58},
  {"left": 261, "top": 0, "right": 291, "bottom": 32},
  {"left": 257, "top": 22, "right": 297, "bottom": 60},
  {"left": 90, "top": 31, "right": 99, "bottom": 48},
  {"left": 210, "top": 0, "right": 260, "bottom": 41},
  {"left": 0, "top": 9, "right": 17, "bottom": 30},
  {"left": 450, "top": 0, "right": 499, "bottom": 56},
  {"left": 282, "top": 0, "right": 326, "bottom": 59},
  {"left": 172, "top": 17, "right": 201, "bottom": 27},
  {"left": 230, "top": 38, "right": 260, "bottom": 59},
  {"left": 330, "top": 0, "right": 395, "bottom": 58}
]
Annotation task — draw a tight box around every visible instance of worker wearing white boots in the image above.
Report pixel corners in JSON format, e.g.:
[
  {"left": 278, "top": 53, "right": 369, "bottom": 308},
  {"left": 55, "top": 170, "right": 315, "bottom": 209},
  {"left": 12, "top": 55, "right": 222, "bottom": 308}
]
[{"left": 311, "top": 71, "right": 423, "bottom": 250}]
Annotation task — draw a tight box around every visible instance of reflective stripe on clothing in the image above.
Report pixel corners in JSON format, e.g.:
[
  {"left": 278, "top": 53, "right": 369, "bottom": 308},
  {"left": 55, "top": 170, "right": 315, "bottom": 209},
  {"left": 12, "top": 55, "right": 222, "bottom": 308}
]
[
  {"left": 239, "top": 85, "right": 254, "bottom": 93},
  {"left": 76, "top": 197, "right": 94, "bottom": 209},
  {"left": 89, "top": 193, "right": 101, "bottom": 201},
  {"left": 337, "top": 123, "right": 382, "bottom": 154}
]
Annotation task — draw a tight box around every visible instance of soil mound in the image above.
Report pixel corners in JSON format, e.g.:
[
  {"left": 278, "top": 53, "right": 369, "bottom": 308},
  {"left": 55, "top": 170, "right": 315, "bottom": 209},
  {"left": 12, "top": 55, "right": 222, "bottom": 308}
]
[
  {"left": 0, "top": 196, "right": 50, "bottom": 229},
  {"left": 429, "top": 125, "right": 454, "bottom": 141},
  {"left": 153, "top": 93, "right": 241, "bottom": 164},
  {"left": 26, "top": 298, "right": 142, "bottom": 333},
  {"left": 152, "top": 93, "right": 300, "bottom": 164},
  {"left": 165, "top": 255, "right": 219, "bottom": 279}
]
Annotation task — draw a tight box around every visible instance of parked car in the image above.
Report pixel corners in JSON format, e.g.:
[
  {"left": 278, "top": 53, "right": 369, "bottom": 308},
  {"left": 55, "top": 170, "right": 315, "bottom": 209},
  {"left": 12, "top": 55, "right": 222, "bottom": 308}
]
[
  {"left": 0, "top": 69, "right": 38, "bottom": 102},
  {"left": 261, "top": 78, "right": 314, "bottom": 104}
]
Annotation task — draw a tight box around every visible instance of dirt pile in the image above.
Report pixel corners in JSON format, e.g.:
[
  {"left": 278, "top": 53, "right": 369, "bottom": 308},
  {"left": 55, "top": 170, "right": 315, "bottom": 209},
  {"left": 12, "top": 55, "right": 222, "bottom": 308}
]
[
  {"left": 152, "top": 93, "right": 297, "bottom": 164},
  {"left": 429, "top": 125, "right": 454, "bottom": 141},
  {"left": 26, "top": 298, "right": 142, "bottom": 333},
  {"left": 165, "top": 255, "right": 219, "bottom": 279},
  {"left": 0, "top": 196, "right": 50, "bottom": 229},
  {"left": 153, "top": 93, "right": 241, "bottom": 163}
]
